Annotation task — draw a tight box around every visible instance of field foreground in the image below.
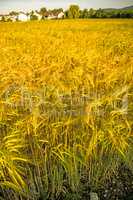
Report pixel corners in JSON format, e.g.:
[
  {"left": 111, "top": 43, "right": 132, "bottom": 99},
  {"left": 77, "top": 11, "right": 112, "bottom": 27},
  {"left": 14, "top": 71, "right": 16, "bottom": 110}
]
[{"left": 0, "top": 19, "right": 133, "bottom": 199}]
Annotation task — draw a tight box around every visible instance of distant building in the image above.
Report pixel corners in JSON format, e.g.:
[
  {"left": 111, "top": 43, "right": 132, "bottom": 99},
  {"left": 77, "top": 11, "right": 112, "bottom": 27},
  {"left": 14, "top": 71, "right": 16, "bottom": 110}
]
[
  {"left": 18, "top": 12, "right": 28, "bottom": 21},
  {"left": 58, "top": 12, "right": 64, "bottom": 19},
  {"left": 47, "top": 12, "right": 64, "bottom": 19},
  {"left": 0, "top": 10, "right": 65, "bottom": 22},
  {"left": 47, "top": 13, "right": 57, "bottom": 19}
]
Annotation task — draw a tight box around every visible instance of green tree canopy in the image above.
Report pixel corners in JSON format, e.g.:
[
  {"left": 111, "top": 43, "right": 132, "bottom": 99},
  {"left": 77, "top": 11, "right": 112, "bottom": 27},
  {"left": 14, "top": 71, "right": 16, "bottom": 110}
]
[
  {"left": 39, "top": 7, "right": 47, "bottom": 17},
  {"left": 88, "top": 8, "right": 97, "bottom": 18},
  {"left": 1, "top": 16, "right": 5, "bottom": 22},
  {"left": 68, "top": 5, "right": 80, "bottom": 18},
  {"left": 9, "top": 11, "right": 18, "bottom": 16},
  {"left": 30, "top": 11, "right": 38, "bottom": 20},
  {"left": 82, "top": 9, "right": 89, "bottom": 18},
  {"left": 51, "top": 8, "right": 63, "bottom": 15}
]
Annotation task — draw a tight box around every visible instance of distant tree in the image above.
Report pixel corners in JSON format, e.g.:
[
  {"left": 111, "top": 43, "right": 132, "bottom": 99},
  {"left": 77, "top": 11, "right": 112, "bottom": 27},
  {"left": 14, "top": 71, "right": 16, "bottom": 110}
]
[
  {"left": 9, "top": 11, "right": 18, "bottom": 16},
  {"left": 39, "top": 7, "right": 47, "bottom": 19},
  {"left": 30, "top": 11, "right": 38, "bottom": 20},
  {"left": 79, "top": 10, "right": 83, "bottom": 18},
  {"left": 127, "top": 10, "right": 133, "bottom": 18},
  {"left": 64, "top": 10, "right": 69, "bottom": 18},
  {"left": 1, "top": 16, "right": 5, "bottom": 22},
  {"left": 88, "top": 8, "right": 97, "bottom": 18},
  {"left": 7, "top": 18, "right": 12, "bottom": 22},
  {"left": 52, "top": 8, "right": 63, "bottom": 16},
  {"left": 82, "top": 9, "right": 89, "bottom": 18},
  {"left": 87, "top": 7, "right": 133, "bottom": 19},
  {"left": 68, "top": 5, "right": 80, "bottom": 18},
  {"left": 111, "top": 10, "right": 120, "bottom": 18},
  {"left": 119, "top": 10, "right": 133, "bottom": 18},
  {"left": 96, "top": 8, "right": 107, "bottom": 18},
  {"left": 58, "top": 8, "right": 63, "bottom": 13},
  {"left": 26, "top": 12, "right": 30, "bottom": 17}
]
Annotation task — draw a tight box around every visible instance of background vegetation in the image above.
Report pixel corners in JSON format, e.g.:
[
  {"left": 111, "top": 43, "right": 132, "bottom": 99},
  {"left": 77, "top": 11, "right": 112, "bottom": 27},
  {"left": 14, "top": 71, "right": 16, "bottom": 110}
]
[
  {"left": 0, "top": 19, "right": 133, "bottom": 199},
  {"left": 1, "top": 4, "right": 133, "bottom": 22},
  {"left": 65, "top": 5, "right": 133, "bottom": 18}
]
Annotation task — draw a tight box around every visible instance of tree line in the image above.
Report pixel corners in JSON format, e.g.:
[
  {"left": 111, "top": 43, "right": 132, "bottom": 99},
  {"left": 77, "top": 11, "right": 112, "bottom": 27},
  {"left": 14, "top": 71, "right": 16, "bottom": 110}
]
[
  {"left": 1, "top": 4, "right": 133, "bottom": 21},
  {"left": 65, "top": 5, "right": 133, "bottom": 19},
  {"left": 35, "top": 5, "right": 133, "bottom": 19}
]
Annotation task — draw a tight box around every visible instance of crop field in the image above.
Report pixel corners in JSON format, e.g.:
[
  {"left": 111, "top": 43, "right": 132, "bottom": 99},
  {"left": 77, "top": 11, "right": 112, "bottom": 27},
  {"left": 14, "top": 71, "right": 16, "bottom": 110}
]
[{"left": 0, "top": 19, "right": 133, "bottom": 199}]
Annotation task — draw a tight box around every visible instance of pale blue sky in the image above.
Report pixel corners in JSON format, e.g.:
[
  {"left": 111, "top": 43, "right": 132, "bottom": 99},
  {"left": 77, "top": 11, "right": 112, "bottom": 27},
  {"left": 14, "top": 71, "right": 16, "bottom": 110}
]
[{"left": 0, "top": 0, "right": 133, "bottom": 14}]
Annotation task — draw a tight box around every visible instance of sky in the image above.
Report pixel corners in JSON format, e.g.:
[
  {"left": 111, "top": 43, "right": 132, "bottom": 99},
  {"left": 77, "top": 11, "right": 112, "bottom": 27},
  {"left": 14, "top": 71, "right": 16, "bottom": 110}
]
[{"left": 0, "top": 0, "right": 133, "bottom": 14}]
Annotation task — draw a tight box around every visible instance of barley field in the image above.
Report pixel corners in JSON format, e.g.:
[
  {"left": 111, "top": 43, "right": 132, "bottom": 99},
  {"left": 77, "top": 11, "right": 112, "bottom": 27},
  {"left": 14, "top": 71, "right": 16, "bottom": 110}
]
[{"left": 0, "top": 19, "right": 133, "bottom": 200}]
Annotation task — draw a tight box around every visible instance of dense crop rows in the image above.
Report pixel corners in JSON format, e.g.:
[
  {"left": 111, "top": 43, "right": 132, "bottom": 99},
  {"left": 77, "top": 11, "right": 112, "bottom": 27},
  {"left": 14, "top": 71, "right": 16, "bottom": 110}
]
[{"left": 0, "top": 19, "right": 133, "bottom": 199}]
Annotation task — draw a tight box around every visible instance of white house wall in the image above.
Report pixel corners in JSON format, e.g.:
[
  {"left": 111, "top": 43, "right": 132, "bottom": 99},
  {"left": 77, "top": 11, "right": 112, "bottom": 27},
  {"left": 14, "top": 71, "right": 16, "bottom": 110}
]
[{"left": 18, "top": 14, "right": 28, "bottom": 21}]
